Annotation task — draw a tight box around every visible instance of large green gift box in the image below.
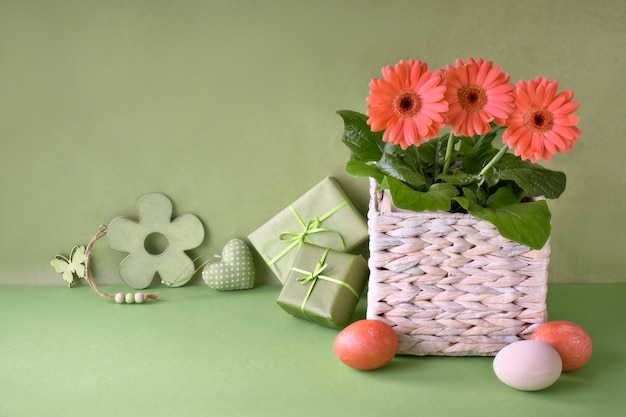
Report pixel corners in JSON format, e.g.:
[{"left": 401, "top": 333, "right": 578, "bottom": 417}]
[
  {"left": 248, "top": 176, "right": 368, "bottom": 283},
  {"left": 276, "top": 243, "right": 368, "bottom": 329}
]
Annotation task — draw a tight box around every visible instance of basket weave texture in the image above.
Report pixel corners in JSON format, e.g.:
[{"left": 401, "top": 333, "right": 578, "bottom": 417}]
[{"left": 366, "top": 180, "right": 550, "bottom": 356}]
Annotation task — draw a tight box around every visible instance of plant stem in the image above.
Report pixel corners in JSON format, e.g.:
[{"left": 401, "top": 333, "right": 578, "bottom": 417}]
[
  {"left": 479, "top": 144, "right": 509, "bottom": 176},
  {"left": 413, "top": 146, "right": 425, "bottom": 178},
  {"left": 442, "top": 132, "right": 455, "bottom": 175}
]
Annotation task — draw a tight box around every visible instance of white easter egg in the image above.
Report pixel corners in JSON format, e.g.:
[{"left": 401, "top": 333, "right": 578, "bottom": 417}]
[{"left": 493, "top": 340, "right": 562, "bottom": 391}]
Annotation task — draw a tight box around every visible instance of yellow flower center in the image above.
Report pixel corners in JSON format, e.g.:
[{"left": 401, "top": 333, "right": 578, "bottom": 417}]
[
  {"left": 458, "top": 85, "right": 487, "bottom": 112},
  {"left": 392, "top": 89, "right": 422, "bottom": 119},
  {"left": 524, "top": 107, "right": 554, "bottom": 133}
]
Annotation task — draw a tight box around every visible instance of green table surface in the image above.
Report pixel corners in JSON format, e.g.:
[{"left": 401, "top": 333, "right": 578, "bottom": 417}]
[{"left": 1, "top": 284, "right": 624, "bottom": 417}]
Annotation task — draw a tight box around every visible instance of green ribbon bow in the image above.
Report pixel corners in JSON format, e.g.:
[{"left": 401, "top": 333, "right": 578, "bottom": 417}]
[
  {"left": 268, "top": 200, "right": 348, "bottom": 266},
  {"left": 290, "top": 248, "right": 360, "bottom": 321}
]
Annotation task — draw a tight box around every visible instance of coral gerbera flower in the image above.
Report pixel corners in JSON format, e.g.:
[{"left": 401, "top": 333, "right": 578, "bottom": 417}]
[
  {"left": 502, "top": 76, "right": 580, "bottom": 163},
  {"left": 444, "top": 58, "right": 515, "bottom": 137},
  {"left": 366, "top": 59, "right": 448, "bottom": 150}
]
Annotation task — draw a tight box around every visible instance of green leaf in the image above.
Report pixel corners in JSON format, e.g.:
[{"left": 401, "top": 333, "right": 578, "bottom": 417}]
[
  {"left": 485, "top": 185, "right": 519, "bottom": 208},
  {"left": 496, "top": 154, "right": 566, "bottom": 199},
  {"left": 437, "top": 170, "right": 482, "bottom": 187},
  {"left": 415, "top": 135, "right": 449, "bottom": 167},
  {"left": 337, "top": 110, "right": 384, "bottom": 162},
  {"left": 378, "top": 153, "right": 428, "bottom": 191},
  {"left": 382, "top": 176, "right": 458, "bottom": 212},
  {"left": 345, "top": 160, "right": 384, "bottom": 183},
  {"left": 456, "top": 187, "right": 551, "bottom": 250},
  {"left": 459, "top": 130, "right": 500, "bottom": 174}
]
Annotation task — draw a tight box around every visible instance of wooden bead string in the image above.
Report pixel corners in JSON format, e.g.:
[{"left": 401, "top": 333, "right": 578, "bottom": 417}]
[{"left": 84, "top": 225, "right": 158, "bottom": 304}]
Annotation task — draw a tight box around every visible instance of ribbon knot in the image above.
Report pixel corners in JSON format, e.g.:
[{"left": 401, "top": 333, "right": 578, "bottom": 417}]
[
  {"left": 306, "top": 217, "right": 321, "bottom": 231},
  {"left": 290, "top": 248, "right": 360, "bottom": 322},
  {"left": 278, "top": 216, "right": 325, "bottom": 249},
  {"left": 268, "top": 200, "right": 348, "bottom": 266},
  {"left": 296, "top": 258, "right": 327, "bottom": 285}
]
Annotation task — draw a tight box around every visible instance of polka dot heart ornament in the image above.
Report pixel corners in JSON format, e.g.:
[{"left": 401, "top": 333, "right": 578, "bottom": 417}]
[{"left": 202, "top": 239, "right": 255, "bottom": 290}]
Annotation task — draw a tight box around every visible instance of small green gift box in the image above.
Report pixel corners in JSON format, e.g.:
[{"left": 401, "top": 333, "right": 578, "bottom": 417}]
[
  {"left": 248, "top": 176, "right": 368, "bottom": 284},
  {"left": 276, "top": 243, "right": 368, "bottom": 329}
]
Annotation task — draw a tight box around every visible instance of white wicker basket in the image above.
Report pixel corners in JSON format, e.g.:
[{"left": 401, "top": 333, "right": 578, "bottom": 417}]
[{"left": 366, "top": 179, "right": 550, "bottom": 356}]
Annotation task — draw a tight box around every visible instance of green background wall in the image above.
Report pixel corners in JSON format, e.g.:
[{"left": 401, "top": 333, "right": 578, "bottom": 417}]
[{"left": 1, "top": 0, "right": 624, "bottom": 286}]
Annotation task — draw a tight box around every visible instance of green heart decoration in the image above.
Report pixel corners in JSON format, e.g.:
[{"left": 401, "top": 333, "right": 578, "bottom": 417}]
[{"left": 202, "top": 238, "right": 255, "bottom": 290}]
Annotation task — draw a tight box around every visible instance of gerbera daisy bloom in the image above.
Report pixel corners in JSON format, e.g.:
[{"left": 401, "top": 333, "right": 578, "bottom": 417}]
[
  {"left": 366, "top": 59, "right": 448, "bottom": 150},
  {"left": 444, "top": 58, "right": 515, "bottom": 137},
  {"left": 502, "top": 76, "right": 580, "bottom": 163}
]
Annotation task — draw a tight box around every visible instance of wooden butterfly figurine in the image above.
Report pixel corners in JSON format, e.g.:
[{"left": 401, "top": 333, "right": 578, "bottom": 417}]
[{"left": 50, "top": 246, "right": 86, "bottom": 287}]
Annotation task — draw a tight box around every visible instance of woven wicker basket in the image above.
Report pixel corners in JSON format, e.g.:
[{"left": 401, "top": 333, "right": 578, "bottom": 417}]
[{"left": 366, "top": 179, "right": 550, "bottom": 356}]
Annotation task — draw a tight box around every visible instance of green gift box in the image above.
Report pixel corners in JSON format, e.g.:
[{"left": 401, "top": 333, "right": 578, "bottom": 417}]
[
  {"left": 276, "top": 243, "right": 368, "bottom": 329},
  {"left": 248, "top": 176, "right": 368, "bottom": 283}
]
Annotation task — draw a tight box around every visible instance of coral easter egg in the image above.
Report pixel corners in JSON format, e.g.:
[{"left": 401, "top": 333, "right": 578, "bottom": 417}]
[
  {"left": 493, "top": 340, "right": 562, "bottom": 391},
  {"left": 334, "top": 319, "right": 398, "bottom": 370},
  {"left": 531, "top": 320, "right": 592, "bottom": 371}
]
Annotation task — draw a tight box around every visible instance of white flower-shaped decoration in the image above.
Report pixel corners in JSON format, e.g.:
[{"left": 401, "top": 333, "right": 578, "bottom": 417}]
[{"left": 107, "top": 193, "right": 205, "bottom": 289}]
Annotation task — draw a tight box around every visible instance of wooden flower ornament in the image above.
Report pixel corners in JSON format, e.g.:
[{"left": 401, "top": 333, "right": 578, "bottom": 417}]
[{"left": 107, "top": 193, "right": 205, "bottom": 289}]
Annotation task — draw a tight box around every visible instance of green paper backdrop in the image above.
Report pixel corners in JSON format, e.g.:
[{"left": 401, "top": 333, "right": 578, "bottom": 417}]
[{"left": 1, "top": 0, "right": 624, "bottom": 285}]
